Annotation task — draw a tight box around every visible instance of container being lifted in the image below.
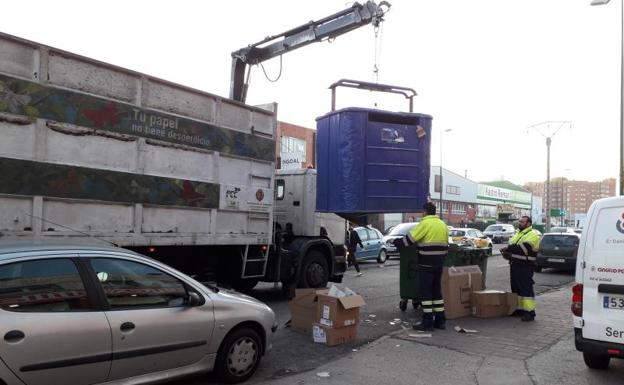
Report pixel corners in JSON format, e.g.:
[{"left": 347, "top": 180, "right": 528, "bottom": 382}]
[{"left": 316, "top": 79, "right": 432, "bottom": 224}]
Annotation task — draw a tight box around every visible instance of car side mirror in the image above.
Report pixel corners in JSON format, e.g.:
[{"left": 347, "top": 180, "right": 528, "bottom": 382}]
[{"left": 186, "top": 292, "right": 202, "bottom": 306}]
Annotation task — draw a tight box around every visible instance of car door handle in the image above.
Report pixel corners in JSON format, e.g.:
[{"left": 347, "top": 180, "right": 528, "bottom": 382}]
[
  {"left": 598, "top": 284, "right": 624, "bottom": 295},
  {"left": 120, "top": 322, "right": 135, "bottom": 332},
  {"left": 4, "top": 330, "right": 25, "bottom": 343}
]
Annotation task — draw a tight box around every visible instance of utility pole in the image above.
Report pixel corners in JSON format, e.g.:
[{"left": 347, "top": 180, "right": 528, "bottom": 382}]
[{"left": 527, "top": 121, "right": 571, "bottom": 233}]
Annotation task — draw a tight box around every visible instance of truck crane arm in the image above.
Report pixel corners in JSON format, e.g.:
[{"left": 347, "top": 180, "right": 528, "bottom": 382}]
[{"left": 230, "top": 1, "right": 391, "bottom": 103}]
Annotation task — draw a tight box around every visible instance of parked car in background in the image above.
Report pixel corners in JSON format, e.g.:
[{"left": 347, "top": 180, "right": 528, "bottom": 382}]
[
  {"left": 483, "top": 224, "right": 516, "bottom": 244},
  {"left": 550, "top": 226, "right": 578, "bottom": 234},
  {"left": 352, "top": 226, "right": 389, "bottom": 263},
  {"left": 0, "top": 241, "right": 276, "bottom": 385},
  {"left": 383, "top": 222, "right": 420, "bottom": 257},
  {"left": 449, "top": 228, "right": 493, "bottom": 255},
  {"left": 535, "top": 232, "right": 581, "bottom": 272}
]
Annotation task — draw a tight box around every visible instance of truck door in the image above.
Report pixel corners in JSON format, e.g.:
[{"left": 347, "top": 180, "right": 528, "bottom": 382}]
[{"left": 581, "top": 200, "right": 624, "bottom": 344}]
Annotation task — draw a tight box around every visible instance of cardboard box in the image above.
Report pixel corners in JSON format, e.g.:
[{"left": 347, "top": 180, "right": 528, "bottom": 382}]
[
  {"left": 441, "top": 266, "right": 484, "bottom": 320},
  {"left": 471, "top": 290, "right": 519, "bottom": 318},
  {"left": 317, "top": 293, "right": 366, "bottom": 328},
  {"left": 312, "top": 323, "right": 358, "bottom": 346},
  {"left": 288, "top": 288, "right": 329, "bottom": 334}
]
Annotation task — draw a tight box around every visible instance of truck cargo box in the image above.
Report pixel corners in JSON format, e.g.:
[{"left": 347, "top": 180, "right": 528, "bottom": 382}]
[{"left": 315, "top": 107, "right": 432, "bottom": 213}]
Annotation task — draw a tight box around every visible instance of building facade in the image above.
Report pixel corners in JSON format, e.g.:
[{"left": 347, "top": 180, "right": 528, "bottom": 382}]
[
  {"left": 276, "top": 121, "right": 316, "bottom": 169},
  {"left": 524, "top": 178, "right": 615, "bottom": 225},
  {"left": 476, "top": 181, "right": 532, "bottom": 223}
]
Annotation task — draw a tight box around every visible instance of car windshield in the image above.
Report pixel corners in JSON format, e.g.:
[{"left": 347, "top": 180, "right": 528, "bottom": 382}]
[
  {"left": 449, "top": 230, "right": 466, "bottom": 237},
  {"left": 388, "top": 223, "right": 418, "bottom": 236},
  {"left": 541, "top": 235, "right": 579, "bottom": 247},
  {"left": 485, "top": 225, "right": 503, "bottom": 231}
]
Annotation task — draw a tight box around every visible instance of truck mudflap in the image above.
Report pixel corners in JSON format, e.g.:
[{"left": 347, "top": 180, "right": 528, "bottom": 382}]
[{"left": 575, "top": 328, "right": 624, "bottom": 358}]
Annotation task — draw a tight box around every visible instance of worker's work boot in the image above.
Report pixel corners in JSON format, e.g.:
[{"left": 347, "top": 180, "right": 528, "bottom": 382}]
[
  {"left": 510, "top": 309, "right": 525, "bottom": 317},
  {"left": 521, "top": 311, "right": 535, "bottom": 322},
  {"left": 414, "top": 314, "right": 434, "bottom": 332},
  {"left": 413, "top": 323, "right": 434, "bottom": 332}
]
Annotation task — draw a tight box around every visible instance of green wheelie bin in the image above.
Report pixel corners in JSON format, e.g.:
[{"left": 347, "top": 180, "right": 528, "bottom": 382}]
[
  {"left": 398, "top": 243, "right": 490, "bottom": 311},
  {"left": 398, "top": 245, "right": 419, "bottom": 311}
]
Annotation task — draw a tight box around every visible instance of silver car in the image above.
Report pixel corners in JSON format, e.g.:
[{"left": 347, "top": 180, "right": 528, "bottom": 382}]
[{"left": 0, "top": 241, "right": 276, "bottom": 385}]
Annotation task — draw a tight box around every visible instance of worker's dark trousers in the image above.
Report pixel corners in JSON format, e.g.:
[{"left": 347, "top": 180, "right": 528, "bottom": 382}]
[
  {"left": 418, "top": 264, "right": 445, "bottom": 328},
  {"left": 510, "top": 262, "right": 536, "bottom": 316},
  {"left": 347, "top": 248, "right": 360, "bottom": 273}
]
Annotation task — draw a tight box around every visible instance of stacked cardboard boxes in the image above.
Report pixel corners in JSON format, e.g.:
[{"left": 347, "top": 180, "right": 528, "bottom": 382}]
[
  {"left": 441, "top": 265, "right": 483, "bottom": 319},
  {"left": 289, "top": 285, "right": 365, "bottom": 346},
  {"left": 288, "top": 288, "right": 328, "bottom": 334}
]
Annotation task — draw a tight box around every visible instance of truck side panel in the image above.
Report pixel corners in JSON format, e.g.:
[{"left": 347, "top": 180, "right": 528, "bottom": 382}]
[{"left": 0, "top": 32, "right": 275, "bottom": 247}]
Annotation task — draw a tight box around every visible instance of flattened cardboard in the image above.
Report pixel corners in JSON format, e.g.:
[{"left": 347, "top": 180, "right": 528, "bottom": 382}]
[
  {"left": 442, "top": 266, "right": 483, "bottom": 320},
  {"left": 471, "top": 290, "right": 519, "bottom": 318},
  {"left": 312, "top": 323, "right": 358, "bottom": 346}
]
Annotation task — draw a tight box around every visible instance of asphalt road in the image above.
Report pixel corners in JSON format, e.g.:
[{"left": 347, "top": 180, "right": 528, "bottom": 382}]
[{"left": 178, "top": 244, "right": 575, "bottom": 384}]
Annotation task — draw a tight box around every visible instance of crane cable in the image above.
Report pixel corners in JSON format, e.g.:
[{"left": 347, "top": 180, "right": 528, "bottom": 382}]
[{"left": 372, "top": 20, "right": 385, "bottom": 107}]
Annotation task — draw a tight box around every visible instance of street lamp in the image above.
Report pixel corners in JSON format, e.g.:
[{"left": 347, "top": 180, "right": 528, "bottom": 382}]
[
  {"left": 439, "top": 128, "right": 452, "bottom": 221},
  {"left": 591, "top": 0, "right": 624, "bottom": 195},
  {"left": 528, "top": 121, "right": 571, "bottom": 233}
]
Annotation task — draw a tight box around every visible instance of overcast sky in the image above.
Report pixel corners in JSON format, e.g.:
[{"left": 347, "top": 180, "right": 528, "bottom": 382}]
[{"left": 1, "top": 0, "right": 620, "bottom": 186}]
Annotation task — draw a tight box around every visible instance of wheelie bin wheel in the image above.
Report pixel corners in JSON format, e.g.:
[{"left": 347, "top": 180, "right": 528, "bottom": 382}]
[
  {"left": 412, "top": 300, "right": 420, "bottom": 309},
  {"left": 399, "top": 299, "right": 408, "bottom": 312}
]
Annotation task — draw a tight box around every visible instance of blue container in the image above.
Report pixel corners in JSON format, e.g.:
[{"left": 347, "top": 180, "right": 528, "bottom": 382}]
[{"left": 316, "top": 107, "right": 432, "bottom": 213}]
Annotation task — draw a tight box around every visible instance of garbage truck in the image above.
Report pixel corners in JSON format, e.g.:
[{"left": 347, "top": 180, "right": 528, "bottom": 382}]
[{"left": 0, "top": 2, "right": 393, "bottom": 294}]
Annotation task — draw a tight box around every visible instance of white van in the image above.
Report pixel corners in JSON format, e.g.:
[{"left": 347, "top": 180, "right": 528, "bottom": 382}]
[{"left": 572, "top": 196, "right": 624, "bottom": 369}]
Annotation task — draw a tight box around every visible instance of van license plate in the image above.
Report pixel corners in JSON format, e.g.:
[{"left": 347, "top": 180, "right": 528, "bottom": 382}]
[
  {"left": 547, "top": 258, "right": 565, "bottom": 263},
  {"left": 603, "top": 296, "right": 624, "bottom": 310}
]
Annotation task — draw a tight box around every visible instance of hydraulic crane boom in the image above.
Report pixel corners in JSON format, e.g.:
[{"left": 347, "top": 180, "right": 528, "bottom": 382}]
[{"left": 230, "top": 1, "right": 391, "bottom": 103}]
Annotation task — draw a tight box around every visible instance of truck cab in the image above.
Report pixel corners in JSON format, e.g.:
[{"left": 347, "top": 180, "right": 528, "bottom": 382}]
[{"left": 273, "top": 169, "right": 347, "bottom": 291}]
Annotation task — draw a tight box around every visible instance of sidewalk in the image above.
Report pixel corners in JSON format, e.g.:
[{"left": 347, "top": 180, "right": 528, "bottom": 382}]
[{"left": 256, "top": 285, "right": 624, "bottom": 385}]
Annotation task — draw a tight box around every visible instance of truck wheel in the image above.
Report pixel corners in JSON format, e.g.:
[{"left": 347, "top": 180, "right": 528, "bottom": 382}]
[
  {"left": 583, "top": 352, "right": 610, "bottom": 370},
  {"left": 300, "top": 250, "right": 329, "bottom": 288},
  {"left": 377, "top": 250, "right": 388, "bottom": 264},
  {"left": 215, "top": 328, "right": 262, "bottom": 383}
]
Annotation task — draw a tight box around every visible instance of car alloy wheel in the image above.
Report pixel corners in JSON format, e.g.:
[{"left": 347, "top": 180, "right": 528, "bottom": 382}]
[
  {"left": 216, "top": 328, "right": 262, "bottom": 383},
  {"left": 377, "top": 249, "right": 387, "bottom": 264},
  {"left": 227, "top": 336, "right": 258, "bottom": 376}
]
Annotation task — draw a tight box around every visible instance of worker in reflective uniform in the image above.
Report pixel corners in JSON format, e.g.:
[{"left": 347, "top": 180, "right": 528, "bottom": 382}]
[
  {"left": 394, "top": 202, "right": 449, "bottom": 331},
  {"left": 501, "top": 215, "right": 541, "bottom": 322}
]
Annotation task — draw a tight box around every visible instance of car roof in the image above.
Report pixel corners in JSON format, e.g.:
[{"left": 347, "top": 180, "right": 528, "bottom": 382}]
[
  {"left": 542, "top": 232, "right": 580, "bottom": 237},
  {"left": 0, "top": 239, "right": 138, "bottom": 260}
]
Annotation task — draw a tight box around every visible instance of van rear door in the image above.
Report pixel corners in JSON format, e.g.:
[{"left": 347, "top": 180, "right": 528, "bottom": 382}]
[{"left": 582, "top": 197, "right": 624, "bottom": 344}]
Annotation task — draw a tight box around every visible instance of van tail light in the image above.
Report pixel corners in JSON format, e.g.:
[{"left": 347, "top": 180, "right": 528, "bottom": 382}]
[{"left": 571, "top": 283, "right": 583, "bottom": 317}]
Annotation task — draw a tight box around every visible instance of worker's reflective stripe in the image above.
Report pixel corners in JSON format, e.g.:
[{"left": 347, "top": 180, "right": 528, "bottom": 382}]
[
  {"left": 511, "top": 253, "right": 536, "bottom": 262},
  {"left": 432, "top": 299, "right": 444, "bottom": 305},
  {"left": 417, "top": 242, "right": 448, "bottom": 248},
  {"left": 519, "top": 243, "right": 528, "bottom": 255},
  {"left": 421, "top": 300, "right": 434, "bottom": 306},
  {"left": 422, "top": 308, "right": 434, "bottom": 313},
  {"left": 520, "top": 297, "right": 536, "bottom": 311},
  {"left": 419, "top": 250, "right": 448, "bottom": 256},
  {"left": 433, "top": 307, "right": 445, "bottom": 312}
]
